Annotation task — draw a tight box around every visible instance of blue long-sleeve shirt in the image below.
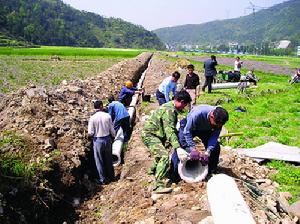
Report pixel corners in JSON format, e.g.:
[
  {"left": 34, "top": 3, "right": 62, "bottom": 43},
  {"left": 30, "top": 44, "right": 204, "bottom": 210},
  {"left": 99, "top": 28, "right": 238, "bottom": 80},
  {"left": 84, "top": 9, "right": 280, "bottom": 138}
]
[
  {"left": 158, "top": 76, "right": 177, "bottom": 102},
  {"left": 203, "top": 59, "right": 218, "bottom": 77},
  {"left": 108, "top": 101, "right": 130, "bottom": 122},
  {"left": 183, "top": 105, "right": 221, "bottom": 152},
  {"left": 118, "top": 86, "right": 137, "bottom": 102}
]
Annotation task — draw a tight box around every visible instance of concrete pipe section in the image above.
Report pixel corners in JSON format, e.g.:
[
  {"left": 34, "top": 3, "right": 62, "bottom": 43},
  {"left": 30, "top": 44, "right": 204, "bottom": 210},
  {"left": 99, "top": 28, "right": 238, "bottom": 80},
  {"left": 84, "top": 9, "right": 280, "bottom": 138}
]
[
  {"left": 112, "top": 59, "right": 151, "bottom": 166},
  {"left": 211, "top": 82, "right": 250, "bottom": 90},
  {"left": 112, "top": 128, "right": 124, "bottom": 166},
  {"left": 178, "top": 159, "right": 208, "bottom": 183},
  {"left": 207, "top": 174, "right": 255, "bottom": 224}
]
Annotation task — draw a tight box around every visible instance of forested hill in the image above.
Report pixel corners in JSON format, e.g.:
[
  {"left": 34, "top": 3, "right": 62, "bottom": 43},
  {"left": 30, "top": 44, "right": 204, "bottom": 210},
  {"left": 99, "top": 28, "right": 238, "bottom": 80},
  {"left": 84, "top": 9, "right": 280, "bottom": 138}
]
[
  {"left": 0, "top": 0, "right": 165, "bottom": 49},
  {"left": 154, "top": 0, "right": 300, "bottom": 46}
]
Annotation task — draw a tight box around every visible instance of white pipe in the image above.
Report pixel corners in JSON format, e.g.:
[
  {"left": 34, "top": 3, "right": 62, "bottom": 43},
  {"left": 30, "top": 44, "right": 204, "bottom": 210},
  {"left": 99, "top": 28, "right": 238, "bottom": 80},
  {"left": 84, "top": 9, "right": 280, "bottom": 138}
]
[
  {"left": 207, "top": 174, "right": 256, "bottom": 224},
  {"left": 112, "top": 128, "right": 124, "bottom": 166},
  {"left": 211, "top": 82, "right": 250, "bottom": 90},
  {"left": 178, "top": 159, "right": 208, "bottom": 183},
  {"left": 112, "top": 58, "right": 152, "bottom": 166}
]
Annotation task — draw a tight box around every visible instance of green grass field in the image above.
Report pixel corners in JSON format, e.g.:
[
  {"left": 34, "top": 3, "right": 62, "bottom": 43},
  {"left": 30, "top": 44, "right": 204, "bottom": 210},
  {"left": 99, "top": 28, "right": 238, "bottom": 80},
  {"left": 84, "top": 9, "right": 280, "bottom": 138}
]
[{"left": 0, "top": 46, "right": 145, "bottom": 93}]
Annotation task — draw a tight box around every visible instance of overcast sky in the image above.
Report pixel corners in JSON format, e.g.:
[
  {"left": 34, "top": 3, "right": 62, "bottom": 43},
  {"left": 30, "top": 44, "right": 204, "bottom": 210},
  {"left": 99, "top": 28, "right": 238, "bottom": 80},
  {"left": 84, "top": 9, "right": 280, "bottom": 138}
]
[{"left": 62, "top": 0, "right": 287, "bottom": 30}]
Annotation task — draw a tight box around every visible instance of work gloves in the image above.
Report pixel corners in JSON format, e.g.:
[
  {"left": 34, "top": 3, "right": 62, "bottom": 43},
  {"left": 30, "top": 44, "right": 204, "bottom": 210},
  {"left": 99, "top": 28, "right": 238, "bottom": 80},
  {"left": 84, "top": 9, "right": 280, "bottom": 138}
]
[
  {"left": 176, "top": 147, "right": 189, "bottom": 162},
  {"left": 189, "top": 149, "right": 210, "bottom": 166}
]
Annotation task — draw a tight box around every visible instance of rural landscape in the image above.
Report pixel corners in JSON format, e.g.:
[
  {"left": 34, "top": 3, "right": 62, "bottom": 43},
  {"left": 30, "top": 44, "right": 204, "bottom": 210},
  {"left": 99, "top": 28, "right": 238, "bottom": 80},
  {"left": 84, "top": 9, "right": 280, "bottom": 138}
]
[{"left": 0, "top": 0, "right": 299, "bottom": 223}]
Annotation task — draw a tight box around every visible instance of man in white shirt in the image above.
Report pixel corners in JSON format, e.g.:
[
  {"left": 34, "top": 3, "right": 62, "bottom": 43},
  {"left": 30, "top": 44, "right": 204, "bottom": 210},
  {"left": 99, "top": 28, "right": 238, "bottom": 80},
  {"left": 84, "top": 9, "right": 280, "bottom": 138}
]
[
  {"left": 234, "top": 57, "right": 243, "bottom": 73},
  {"left": 88, "top": 100, "right": 116, "bottom": 184}
]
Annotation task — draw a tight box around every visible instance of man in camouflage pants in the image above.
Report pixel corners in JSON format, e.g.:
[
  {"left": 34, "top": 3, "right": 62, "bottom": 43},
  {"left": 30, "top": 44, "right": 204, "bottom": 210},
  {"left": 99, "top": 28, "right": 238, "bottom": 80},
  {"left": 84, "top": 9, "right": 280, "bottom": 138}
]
[{"left": 142, "top": 91, "right": 192, "bottom": 193}]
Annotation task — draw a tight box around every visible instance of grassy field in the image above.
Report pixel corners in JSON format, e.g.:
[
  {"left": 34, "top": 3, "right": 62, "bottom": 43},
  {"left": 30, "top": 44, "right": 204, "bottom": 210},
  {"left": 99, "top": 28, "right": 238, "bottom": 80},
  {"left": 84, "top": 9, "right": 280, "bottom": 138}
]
[
  {"left": 175, "top": 51, "right": 300, "bottom": 69},
  {"left": 0, "top": 46, "right": 145, "bottom": 93},
  {"left": 186, "top": 59, "right": 300, "bottom": 202}
]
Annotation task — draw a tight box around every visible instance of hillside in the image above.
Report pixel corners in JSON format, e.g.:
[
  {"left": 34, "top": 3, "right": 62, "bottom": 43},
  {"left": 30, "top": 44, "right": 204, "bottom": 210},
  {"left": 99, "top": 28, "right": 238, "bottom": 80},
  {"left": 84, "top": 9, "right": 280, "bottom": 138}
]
[
  {"left": 154, "top": 0, "right": 300, "bottom": 46},
  {"left": 0, "top": 0, "right": 165, "bottom": 49}
]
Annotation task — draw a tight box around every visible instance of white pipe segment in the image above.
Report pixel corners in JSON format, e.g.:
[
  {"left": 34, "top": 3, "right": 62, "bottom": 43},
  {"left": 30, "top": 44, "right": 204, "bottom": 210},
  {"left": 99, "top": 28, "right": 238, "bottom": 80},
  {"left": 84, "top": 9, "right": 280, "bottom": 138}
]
[
  {"left": 112, "top": 128, "right": 124, "bottom": 166},
  {"left": 178, "top": 159, "right": 208, "bottom": 183},
  {"left": 207, "top": 174, "right": 256, "bottom": 224},
  {"left": 211, "top": 82, "right": 250, "bottom": 90},
  {"left": 112, "top": 58, "right": 151, "bottom": 166}
]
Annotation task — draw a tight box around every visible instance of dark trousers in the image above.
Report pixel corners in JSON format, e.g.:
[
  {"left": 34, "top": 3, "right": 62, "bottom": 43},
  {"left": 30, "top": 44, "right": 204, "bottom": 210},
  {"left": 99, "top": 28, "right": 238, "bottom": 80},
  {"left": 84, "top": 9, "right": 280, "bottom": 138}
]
[
  {"left": 202, "top": 76, "right": 214, "bottom": 93},
  {"left": 156, "top": 89, "right": 167, "bottom": 105},
  {"left": 114, "top": 116, "right": 131, "bottom": 142},
  {"left": 177, "top": 119, "right": 220, "bottom": 174},
  {"left": 93, "top": 136, "right": 114, "bottom": 183}
]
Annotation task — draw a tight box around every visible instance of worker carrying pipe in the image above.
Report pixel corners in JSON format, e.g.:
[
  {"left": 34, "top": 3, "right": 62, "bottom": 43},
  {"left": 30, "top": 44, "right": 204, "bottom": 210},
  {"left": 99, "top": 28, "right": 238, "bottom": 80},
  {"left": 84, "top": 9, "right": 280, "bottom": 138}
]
[
  {"left": 142, "top": 91, "right": 192, "bottom": 194},
  {"left": 174, "top": 105, "right": 229, "bottom": 178}
]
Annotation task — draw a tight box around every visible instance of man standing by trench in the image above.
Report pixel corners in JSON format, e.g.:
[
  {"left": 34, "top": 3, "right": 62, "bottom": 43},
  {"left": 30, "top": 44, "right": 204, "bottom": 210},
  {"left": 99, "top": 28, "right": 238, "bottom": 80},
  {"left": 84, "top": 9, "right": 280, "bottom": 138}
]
[
  {"left": 88, "top": 100, "right": 116, "bottom": 184},
  {"left": 142, "top": 91, "right": 192, "bottom": 193},
  {"left": 203, "top": 55, "right": 218, "bottom": 93},
  {"left": 184, "top": 64, "right": 200, "bottom": 105},
  {"left": 178, "top": 105, "right": 229, "bottom": 175}
]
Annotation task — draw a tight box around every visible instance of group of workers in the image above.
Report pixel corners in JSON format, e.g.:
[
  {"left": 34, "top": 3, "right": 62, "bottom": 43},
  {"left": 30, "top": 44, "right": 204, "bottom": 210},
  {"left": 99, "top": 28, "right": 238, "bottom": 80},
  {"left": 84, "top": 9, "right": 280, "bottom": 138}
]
[
  {"left": 88, "top": 80, "right": 140, "bottom": 184},
  {"left": 88, "top": 58, "right": 229, "bottom": 194}
]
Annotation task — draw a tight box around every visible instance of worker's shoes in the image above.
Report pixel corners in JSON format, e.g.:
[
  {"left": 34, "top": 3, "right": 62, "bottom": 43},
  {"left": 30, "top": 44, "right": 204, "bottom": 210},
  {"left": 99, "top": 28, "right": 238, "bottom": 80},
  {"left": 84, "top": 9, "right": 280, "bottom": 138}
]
[{"left": 154, "top": 186, "right": 173, "bottom": 194}]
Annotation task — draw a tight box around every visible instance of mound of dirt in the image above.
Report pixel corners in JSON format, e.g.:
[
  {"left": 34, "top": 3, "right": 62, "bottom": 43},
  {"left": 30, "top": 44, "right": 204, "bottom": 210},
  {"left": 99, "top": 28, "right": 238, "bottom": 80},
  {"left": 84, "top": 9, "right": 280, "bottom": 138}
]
[{"left": 0, "top": 52, "right": 153, "bottom": 223}]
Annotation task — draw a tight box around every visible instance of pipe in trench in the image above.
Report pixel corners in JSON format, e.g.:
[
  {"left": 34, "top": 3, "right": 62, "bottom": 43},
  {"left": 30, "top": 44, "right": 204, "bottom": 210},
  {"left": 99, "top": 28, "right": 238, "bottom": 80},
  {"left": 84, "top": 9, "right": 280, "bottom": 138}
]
[
  {"left": 112, "top": 59, "right": 151, "bottom": 166},
  {"left": 211, "top": 82, "right": 250, "bottom": 90}
]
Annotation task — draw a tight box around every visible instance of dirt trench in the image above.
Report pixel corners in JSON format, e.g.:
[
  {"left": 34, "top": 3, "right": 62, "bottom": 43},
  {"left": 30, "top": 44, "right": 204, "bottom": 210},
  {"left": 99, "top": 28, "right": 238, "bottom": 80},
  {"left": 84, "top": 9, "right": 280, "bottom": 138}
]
[
  {"left": 0, "top": 53, "right": 153, "bottom": 224},
  {"left": 76, "top": 54, "right": 295, "bottom": 224}
]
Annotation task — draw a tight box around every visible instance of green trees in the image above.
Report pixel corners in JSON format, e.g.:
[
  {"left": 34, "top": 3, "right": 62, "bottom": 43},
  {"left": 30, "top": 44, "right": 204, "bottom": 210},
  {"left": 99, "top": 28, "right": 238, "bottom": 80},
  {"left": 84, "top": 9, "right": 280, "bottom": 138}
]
[{"left": 0, "top": 0, "right": 165, "bottom": 49}]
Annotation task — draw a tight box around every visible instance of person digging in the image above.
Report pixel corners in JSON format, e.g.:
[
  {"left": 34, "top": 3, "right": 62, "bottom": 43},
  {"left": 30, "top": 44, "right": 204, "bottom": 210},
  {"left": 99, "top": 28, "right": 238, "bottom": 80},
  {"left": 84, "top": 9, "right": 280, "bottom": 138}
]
[{"left": 142, "top": 90, "right": 192, "bottom": 193}]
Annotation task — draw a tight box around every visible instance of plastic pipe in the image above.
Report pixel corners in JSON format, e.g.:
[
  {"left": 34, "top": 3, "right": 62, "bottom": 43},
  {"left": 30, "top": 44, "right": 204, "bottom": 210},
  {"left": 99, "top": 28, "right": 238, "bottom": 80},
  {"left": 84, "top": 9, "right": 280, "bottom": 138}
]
[
  {"left": 211, "top": 82, "right": 250, "bottom": 90},
  {"left": 178, "top": 159, "right": 208, "bottom": 183},
  {"left": 112, "top": 128, "right": 124, "bottom": 166},
  {"left": 207, "top": 174, "right": 256, "bottom": 224},
  {"left": 112, "top": 59, "right": 151, "bottom": 166}
]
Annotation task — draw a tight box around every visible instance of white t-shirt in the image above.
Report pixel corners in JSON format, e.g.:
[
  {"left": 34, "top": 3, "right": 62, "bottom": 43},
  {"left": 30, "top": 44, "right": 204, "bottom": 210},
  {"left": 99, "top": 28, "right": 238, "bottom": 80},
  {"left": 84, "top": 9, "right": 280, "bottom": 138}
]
[
  {"left": 234, "top": 60, "right": 242, "bottom": 72},
  {"left": 88, "top": 111, "right": 116, "bottom": 138}
]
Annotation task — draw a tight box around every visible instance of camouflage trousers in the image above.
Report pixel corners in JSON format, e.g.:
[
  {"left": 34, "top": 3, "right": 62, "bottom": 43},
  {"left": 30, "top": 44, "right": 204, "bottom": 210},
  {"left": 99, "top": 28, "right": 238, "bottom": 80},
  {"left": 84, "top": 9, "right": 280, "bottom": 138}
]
[{"left": 141, "top": 132, "right": 170, "bottom": 189}]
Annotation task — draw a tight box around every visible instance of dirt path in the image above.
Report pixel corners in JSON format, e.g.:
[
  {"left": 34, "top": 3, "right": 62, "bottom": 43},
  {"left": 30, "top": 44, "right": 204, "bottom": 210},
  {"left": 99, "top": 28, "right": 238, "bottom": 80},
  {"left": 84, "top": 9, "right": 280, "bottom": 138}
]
[{"left": 181, "top": 56, "right": 294, "bottom": 75}]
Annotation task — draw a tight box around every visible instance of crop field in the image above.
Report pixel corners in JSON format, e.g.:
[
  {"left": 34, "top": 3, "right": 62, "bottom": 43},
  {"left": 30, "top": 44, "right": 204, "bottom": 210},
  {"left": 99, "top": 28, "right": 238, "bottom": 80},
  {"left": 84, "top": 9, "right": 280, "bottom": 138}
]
[
  {"left": 176, "top": 51, "right": 300, "bottom": 69},
  {"left": 0, "top": 46, "right": 144, "bottom": 93}
]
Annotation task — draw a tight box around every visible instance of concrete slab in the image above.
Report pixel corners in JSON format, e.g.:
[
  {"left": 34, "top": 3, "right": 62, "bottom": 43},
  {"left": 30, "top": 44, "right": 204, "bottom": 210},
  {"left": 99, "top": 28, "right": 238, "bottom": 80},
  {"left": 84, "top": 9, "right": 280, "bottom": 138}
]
[{"left": 238, "top": 142, "right": 300, "bottom": 163}]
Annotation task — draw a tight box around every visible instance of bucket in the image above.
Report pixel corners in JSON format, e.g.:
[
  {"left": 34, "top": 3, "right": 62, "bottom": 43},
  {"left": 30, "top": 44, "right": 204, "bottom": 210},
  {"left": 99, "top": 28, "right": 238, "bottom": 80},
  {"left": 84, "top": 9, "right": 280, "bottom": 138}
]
[{"left": 142, "top": 94, "right": 151, "bottom": 102}]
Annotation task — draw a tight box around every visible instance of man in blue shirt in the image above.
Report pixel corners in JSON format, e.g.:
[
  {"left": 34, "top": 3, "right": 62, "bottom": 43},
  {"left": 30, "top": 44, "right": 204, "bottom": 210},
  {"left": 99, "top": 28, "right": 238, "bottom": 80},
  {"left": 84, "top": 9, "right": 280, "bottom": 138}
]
[
  {"left": 156, "top": 71, "right": 181, "bottom": 105},
  {"left": 119, "top": 81, "right": 142, "bottom": 107},
  {"left": 203, "top": 55, "right": 218, "bottom": 93},
  {"left": 178, "top": 105, "right": 229, "bottom": 174},
  {"left": 108, "top": 95, "right": 131, "bottom": 142}
]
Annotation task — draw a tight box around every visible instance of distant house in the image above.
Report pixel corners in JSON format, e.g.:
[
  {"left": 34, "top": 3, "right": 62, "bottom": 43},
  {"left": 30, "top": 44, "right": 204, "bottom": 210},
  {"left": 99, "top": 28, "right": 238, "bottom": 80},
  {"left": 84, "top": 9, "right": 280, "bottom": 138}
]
[{"left": 277, "top": 40, "right": 291, "bottom": 49}]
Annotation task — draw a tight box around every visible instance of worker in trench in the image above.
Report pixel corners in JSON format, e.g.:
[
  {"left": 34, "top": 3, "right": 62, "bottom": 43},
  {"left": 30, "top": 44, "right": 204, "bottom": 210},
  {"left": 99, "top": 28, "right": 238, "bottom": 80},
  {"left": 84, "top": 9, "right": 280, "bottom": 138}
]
[
  {"left": 175, "top": 105, "right": 229, "bottom": 177},
  {"left": 118, "top": 80, "right": 143, "bottom": 107},
  {"left": 88, "top": 100, "right": 116, "bottom": 185},
  {"left": 142, "top": 90, "right": 192, "bottom": 193}
]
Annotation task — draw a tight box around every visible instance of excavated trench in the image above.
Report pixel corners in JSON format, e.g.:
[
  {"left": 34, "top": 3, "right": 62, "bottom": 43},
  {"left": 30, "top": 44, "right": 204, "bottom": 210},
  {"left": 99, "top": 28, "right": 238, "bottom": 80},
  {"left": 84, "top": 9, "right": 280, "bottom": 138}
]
[{"left": 0, "top": 53, "right": 153, "bottom": 224}]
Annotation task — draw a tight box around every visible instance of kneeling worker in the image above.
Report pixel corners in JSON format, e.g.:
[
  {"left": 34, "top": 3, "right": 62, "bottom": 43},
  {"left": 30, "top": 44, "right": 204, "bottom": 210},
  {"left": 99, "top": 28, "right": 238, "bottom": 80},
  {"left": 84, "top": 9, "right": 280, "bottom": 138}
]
[
  {"left": 119, "top": 81, "right": 142, "bottom": 107},
  {"left": 142, "top": 91, "right": 192, "bottom": 193},
  {"left": 179, "top": 105, "right": 229, "bottom": 175}
]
